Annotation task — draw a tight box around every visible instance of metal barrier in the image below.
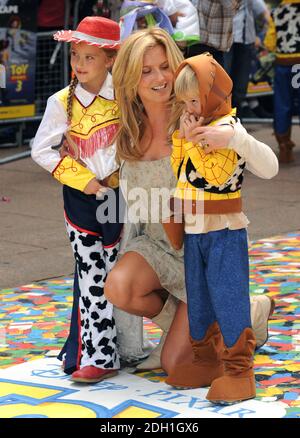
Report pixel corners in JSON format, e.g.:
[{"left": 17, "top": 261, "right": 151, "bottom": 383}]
[{"left": 35, "top": 31, "right": 67, "bottom": 117}]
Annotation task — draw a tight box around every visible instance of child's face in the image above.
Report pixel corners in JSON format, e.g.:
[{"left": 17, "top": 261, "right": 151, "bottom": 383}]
[
  {"left": 70, "top": 42, "right": 112, "bottom": 92},
  {"left": 182, "top": 96, "right": 202, "bottom": 117}
]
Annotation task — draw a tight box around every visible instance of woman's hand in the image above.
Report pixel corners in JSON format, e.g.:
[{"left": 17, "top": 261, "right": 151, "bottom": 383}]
[
  {"left": 59, "top": 135, "right": 86, "bottom": 167},
  {"left": 59, "top": 138, "right": 70, "bottom": 159},
  {"left": 187, "top": 124, "right": 235, "bottom": 153}
]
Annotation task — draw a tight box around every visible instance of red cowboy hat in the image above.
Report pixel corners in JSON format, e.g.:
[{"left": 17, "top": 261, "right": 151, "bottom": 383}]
[{"left": 53, "top": 16, "right": 120, "bottom": 49}]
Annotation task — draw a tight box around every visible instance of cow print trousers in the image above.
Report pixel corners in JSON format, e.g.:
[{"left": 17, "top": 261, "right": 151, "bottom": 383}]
[{"left": 58, "top": 186, "right": 123, "bottom": 374}]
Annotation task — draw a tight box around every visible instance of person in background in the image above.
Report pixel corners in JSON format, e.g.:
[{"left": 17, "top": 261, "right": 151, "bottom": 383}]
[
  {"left": 224, "top": 0, "right": 271, "bottom": 119},
  {"left": 264, "top": 0, "right": 300, "bottom": 163},
  {"left": 157, "top": 0, "right": 200, "bottom": 50},
  {"left": 184, "top": 0, "right": 241, "bottom": 66}
]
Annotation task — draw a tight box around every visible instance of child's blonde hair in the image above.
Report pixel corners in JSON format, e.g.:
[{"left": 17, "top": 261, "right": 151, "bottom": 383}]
[
  {"left": 112, "top": 27, "right": 184, "bottom": 161},
  {"left": 174, "top": 64, "right": 199, "bottom": 101},
  {"left": 168, "top": 64, "right": 200, "bottom": 133}
]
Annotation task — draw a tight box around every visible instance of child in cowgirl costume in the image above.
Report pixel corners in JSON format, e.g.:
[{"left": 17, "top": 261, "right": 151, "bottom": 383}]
[{"left": 32, "top": 17, "right": 123, "bottom": 383}]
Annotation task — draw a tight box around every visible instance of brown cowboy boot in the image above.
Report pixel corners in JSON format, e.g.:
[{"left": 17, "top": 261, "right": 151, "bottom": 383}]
[
  {"left": 275, "top": 130, "right": 295, "bottom": 163},
  {"left": 206, "top": 327, "right": 256, "bottom": 405},
  {"left": 165, "top": 322, "right": 224, "bottom": 389}
]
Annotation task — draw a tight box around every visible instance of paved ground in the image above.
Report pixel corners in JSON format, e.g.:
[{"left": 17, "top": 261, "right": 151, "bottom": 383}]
[{"left": 0, "top": 122, "right": 300, "bottom": 289}]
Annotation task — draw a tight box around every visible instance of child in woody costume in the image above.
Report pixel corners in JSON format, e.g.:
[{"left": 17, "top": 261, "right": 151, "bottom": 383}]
[
  {"left": 264, "top": 0, "right": 300, "bottom": 163},
  {"left": 165, "top": 53, "right": 278, "bottom": 404},
  {"left": 31, "top": 17, "right": 123, "bottom": 383}
]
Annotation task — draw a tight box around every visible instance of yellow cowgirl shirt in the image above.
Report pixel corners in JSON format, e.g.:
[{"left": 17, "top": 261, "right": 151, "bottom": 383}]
[
  {"left": 31, "top": 73, "right": 119, "bottom": 192},
  {"left": 171, "top": 113, "right": 250, "bottom": 233}
]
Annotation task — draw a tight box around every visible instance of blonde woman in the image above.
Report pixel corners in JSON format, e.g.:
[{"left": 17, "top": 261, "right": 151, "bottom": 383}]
[{"left": 104, "top": 28, "right": 277, "bottom": 378}]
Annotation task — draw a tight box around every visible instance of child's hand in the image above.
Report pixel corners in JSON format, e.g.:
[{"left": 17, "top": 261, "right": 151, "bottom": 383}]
[
  {"left": 178, "top": 111, "right": 190, "bottom": 138},
  {"left": 187, "top": 125, "right": 235, "bottom": 153},
  {"left": 184, "top": 115, "right": 205, "bottom": 143},
  {"left": 83, "top": 178, "right": 106, "bottom": 196}
]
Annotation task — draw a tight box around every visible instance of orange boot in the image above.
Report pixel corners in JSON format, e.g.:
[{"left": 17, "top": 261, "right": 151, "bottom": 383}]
[
  {"left": 165, "top": 322, "right": 224, "bottom": 389},
  {"left": 206, "top": 327, "right": 256, "bottom": 405}
]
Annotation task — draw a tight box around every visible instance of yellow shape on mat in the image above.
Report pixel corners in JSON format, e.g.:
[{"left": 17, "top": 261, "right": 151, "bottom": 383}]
[
  {"left": 0, "top": 402, "right": 97, "bottom": 418},
  {"left": 0, "top": 382, "right": 60, "bottom": 399},
  {"left": 114, "top": 406, "right": 161, "bottom": 418}
]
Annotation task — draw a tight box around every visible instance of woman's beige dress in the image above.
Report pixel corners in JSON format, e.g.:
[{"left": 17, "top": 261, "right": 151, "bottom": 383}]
[{"left": 120, "top": 156, "right": 186, "bottom": 303}]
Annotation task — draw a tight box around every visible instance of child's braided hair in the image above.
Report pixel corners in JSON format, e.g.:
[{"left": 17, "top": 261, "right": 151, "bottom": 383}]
[
  {"left": 66, "top": 75, "right": 79, "bottom": 159},
  {"left": 67, "top": 75, "right": 79, "bottom": 125}
]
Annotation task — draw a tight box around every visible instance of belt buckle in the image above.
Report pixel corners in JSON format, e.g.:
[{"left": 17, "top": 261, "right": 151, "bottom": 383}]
[{"left": 107, "top": 171, "right": 119, "bottom": 189}]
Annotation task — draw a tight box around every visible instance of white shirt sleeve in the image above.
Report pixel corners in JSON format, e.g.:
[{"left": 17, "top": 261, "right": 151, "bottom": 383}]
[
  {"left": 31, "top": 94, "right": 68, "bottom": 173},
  {"left": 228, "top": 121, "right": 279, "bottom": 179},
  {"left": 156, "top": 0, "right": 177, "bottom": 15}
]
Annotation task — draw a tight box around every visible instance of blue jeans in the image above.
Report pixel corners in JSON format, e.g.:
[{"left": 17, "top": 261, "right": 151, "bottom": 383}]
[
  {"left": 184, "top": 228, "right": 251, "bottom": 348},
  {"left": 274, "top": 64, "right": 300, "bottom": 134}
]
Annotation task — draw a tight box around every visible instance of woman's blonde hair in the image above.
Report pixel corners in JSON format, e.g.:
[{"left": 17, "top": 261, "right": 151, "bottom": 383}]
[{"left": 112, "top": 27, "right": 184, "bottom": 161}]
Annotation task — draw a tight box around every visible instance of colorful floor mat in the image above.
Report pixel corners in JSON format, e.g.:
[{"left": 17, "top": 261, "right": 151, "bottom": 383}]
[{"left": 0, "top": 232, "right": 299, "bottom": 418}]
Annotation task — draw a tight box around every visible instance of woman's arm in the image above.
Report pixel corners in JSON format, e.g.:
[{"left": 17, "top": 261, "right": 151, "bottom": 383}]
[
  {"left": 188, "top": 121, "right": 279, "bottom": 179},
  {"left": 228, "top": 122, "right": 279, "bottom": 179},
  {"left": 181, "top": 114, "right": 237, "bottom": 186},
  {"left": 183, "top": 140, "right": 237, "bottom": 186}
]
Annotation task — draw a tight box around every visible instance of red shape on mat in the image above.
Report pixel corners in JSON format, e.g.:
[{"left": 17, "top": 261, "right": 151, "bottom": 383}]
[{"left": 260, "top": 376, "right": 296, "bottom": 386}]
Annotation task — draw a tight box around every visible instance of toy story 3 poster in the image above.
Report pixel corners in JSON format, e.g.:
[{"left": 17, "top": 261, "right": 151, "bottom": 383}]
[{"left": 0, "top": 0, "right": 37, "bottom": 118}]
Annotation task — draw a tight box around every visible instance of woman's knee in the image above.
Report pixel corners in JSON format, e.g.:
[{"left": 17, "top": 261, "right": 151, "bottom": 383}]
[
  {"left": 105, "top": 268, "right": 128, "bottom": 308},
  {"left": 105, "top": 266, "right": 138, "bottom": 310}
]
